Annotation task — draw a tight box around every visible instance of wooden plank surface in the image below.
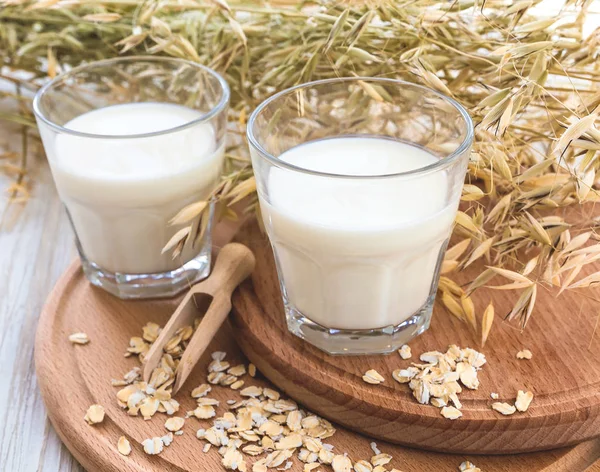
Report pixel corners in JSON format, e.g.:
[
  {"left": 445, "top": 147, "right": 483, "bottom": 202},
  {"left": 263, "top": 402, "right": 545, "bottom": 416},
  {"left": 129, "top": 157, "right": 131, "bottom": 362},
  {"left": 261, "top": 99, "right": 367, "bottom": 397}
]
[
  {"left": 0, "top": 121, "right": 83, "bottom": 472},
  {"left": 0, "top": 117, "right": 599, "bottom": 470},
  {"left": 232, "top": 220, "right": 600, "bottom": 454},
  {"left": 31, "top": 259, "right": 600, "bottom": 472}
]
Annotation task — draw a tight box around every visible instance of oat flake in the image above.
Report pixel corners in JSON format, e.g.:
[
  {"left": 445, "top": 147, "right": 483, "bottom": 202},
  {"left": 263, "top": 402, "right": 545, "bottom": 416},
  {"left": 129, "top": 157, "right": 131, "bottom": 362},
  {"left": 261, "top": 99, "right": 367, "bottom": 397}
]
[
  {"left": 441, "top": 406, "right": 463, "bottom": 420},
  {"left": 492, "top": 402, "right": 517, "bottom": 415},
  {"left": 515, "top": 390, "right": 534, "bottom": 412},
  {"left": 69, "top": 332, "right": 90, "bottom": 345},
  {"left": 84, "top": 404, "right": 104, "bottom": 425},
  {"left": 399, "top": 344, "right": 412, "bottom": 359},
  {"left": 516, "top": 349, "right": 532, "bottom": 360},
  {"left": 117, "top": 436, "right": 131, "bottom": 456},
  {"left": 362, "top": 369, "right": 385, "bottom": 385}
]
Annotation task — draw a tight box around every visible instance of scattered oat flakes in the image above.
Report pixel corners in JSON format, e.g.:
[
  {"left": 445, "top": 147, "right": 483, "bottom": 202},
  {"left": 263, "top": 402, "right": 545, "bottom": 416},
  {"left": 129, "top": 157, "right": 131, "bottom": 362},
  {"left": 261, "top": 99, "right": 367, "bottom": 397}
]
[
  {"left": 116, "top": 323, "right": 407, "bottom": 472},
  {"left": 69, "top": 332, "right": 89, "bottom": 345},
  {"left": 209, "top": 359, "right": 231, "bottom": 373},
  {"left": 516, "top": 349, "right": 532, "bottom": 360},
  {"left": 370, "top": 442, "right": 380, "bottom": 455},
  {"left": 117, "top": 436, "right": 131, "bottom": 456},
  {"left": 492, "top": 402, "right": 517, "bottom": 415},
  {"left": 111, "top": 367, "right": 142, "bottom": 387},
  {"left": 253, "top": 460, "right": 268, "bottom": 472},
  {"left": 459, "top": 460, "right": 482, "bottom": 471},
  {"left": 192, "top": 384, "right": 212, "bottom": 398},
  {"left": 142, "top": 322, "right": 161, "bottom": 342},
  {"left": 228, "top": 364, "right": 247, "bottom": 376},
  {"left": 114, "top": 322, "right": 191, "bottom": 420},
  {"left": 362, "top": 369, "right": 385, "bottom": 385},
  {"left": 431, "top": 397, "right": 447, "bottom": 408},
  {"left": 212, "top": 351, "right": 227, "bottom": 361},
  {"left": 399, "top": 344, "right": 412, "bottom": 359},
  {"left": 515, "top": 390, "right": 534, "bottom": 412},
  {"left": 165, "top": 416, "right": 185, "bottom": 432},
  {"left": 441, "top": 406, "right": 463, "bottom": 420},
  {"left": 490, "top": 392, "right": 499, "bottom": 400},
  {"left": 84, "top": 404, "right": 105, "bottom": 425},
  {"left": 275, "top": 433, "right": 303, "bottom": 450},
  {"left": 243, "top": 445, "right": 264, "bottom": 456},
  {"left": 304, "top": 464, "right": 321, "bottom": 472},
  {"left": 458, "top": 363, "right": 479, "bottom": 390},
  {"left": 194, "top": 404, "right": 216, "bottom": 419},
  {"left": 392, "top": 367, "right": 418, "bottom": 384},
  {"left": 140, "top": 398, "right": 160, "bottom": 419},
  {"left": 161, "top": 433, "right": 174, "bottom": 447},
  {"left": 393, "top": 345, "right": 486, "bottom": 418},
  {"left": 420, "top": 350, "right": 442, "bottom": 363},
  {"left": 332, "top": 454, "right": 352, "bottom": 472},
  {"left": 264, "top": 388, "right": 281, "bottom": 400},
  {"left": 319, "top": 448, "right": 334, "bottom": 464},
  {"left": 411, "top": 379, "right": 430, "bottom": 405},
  {"left": 142, "top": 437, "right": 164, "bottom": 455},
  {"left": 208, "top": 372, "right": 226, "bottom": 384},
  {"left": 371, "top": 453, "right": 392, "bottom": 467},
  {"left": 240, "top": 385, "right": 263, "bottom": 397},
  {"left": 222, "top": 447, "right": 245, "bottom": 470},
  {"left": 354, "top": 460, "right": 373, "bottom": 472},
  {"left": 265, "top": 449, "right": 294, "bottom": 467}
]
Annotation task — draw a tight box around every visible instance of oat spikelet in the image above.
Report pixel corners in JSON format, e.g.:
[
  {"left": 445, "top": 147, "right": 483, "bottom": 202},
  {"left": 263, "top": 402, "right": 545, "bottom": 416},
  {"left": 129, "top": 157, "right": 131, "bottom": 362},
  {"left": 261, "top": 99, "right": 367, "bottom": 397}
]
[{"left": 481, "top": 302, "right": 494, "bottom": 347}]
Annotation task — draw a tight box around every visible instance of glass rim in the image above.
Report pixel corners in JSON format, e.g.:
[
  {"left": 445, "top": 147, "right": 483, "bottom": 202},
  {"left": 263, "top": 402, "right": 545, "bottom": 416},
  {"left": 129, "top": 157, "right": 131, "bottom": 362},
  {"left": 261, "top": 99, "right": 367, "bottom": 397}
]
[
  {"left": 32, "top": 56, "right": 230, "bottom": 140},
  {"left": 246, "top": 77, "right": 474, "bottom": 179}
]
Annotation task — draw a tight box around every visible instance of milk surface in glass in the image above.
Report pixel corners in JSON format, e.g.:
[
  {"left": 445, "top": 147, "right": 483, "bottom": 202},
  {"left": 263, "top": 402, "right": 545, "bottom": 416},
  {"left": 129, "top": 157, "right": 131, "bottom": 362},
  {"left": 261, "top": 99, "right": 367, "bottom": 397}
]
[
  {"left": 47, "top": 102, "right": 224, "bottom": 274},
  {"left": 260, "top": 136, "right": 455, "bottom": 330}
]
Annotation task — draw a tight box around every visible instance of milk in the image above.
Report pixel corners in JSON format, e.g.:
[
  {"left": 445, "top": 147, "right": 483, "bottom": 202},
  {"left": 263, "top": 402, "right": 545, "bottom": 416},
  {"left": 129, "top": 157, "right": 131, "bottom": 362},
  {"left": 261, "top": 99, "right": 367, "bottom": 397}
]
[
  {"left": 46, "top": 102, "right": 224, "bottom": 274},
  {"left": 260, "top": 137, "right": 456, "bottom": 330}
]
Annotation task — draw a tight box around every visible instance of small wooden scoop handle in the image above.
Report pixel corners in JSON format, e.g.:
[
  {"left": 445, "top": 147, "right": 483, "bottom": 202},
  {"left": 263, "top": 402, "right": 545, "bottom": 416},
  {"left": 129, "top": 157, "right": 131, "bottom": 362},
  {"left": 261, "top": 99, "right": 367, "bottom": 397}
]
[
  {"left": 172, "top": 243, "right": 255, "bottom": 393},
  {"left": 194, "top": 243, "right": 257, "bottom": 297}
]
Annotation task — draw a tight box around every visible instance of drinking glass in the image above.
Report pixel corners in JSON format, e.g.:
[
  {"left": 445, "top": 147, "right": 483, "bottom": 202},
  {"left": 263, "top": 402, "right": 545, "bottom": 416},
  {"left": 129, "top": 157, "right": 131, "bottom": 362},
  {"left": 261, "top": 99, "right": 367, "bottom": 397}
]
[
  {"left": 33, "top": 57, "right": 229, "bottom": 299},
  {"left": 247, "top": 78, "right": 473, "bottom": 355}
]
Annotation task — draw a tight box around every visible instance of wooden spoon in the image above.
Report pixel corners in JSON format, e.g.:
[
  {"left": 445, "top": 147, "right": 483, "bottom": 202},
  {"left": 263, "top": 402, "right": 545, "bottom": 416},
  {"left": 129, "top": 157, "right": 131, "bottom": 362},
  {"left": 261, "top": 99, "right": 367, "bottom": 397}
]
[{"left": 142, "top": 242, "right": 255, "bottom": 394}]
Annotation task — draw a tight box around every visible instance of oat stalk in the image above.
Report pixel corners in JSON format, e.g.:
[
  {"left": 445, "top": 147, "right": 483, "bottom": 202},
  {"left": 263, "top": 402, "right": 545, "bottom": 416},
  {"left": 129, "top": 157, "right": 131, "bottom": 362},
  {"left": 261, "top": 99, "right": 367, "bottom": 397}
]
[{"left": 1, "top": 0, "right": 600, "bottom": 340}]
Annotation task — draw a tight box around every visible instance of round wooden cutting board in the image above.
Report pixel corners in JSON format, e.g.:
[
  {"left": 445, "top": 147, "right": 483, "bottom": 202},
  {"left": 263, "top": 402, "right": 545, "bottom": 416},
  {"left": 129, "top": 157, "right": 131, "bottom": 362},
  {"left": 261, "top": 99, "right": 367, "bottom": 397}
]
[
  {"left": 231, "top": 220, "right": 600, "bottom": 455},
  {"left": 35, "top": 220, "right": 600, "bottom": 471}
]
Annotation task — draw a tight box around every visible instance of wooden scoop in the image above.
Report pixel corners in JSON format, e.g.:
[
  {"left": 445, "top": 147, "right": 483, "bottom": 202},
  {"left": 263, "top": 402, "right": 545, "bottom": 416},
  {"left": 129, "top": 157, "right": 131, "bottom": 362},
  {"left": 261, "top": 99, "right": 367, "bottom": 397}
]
[{"left": 142, "top": 243, "right": 255, "bottom": 394}]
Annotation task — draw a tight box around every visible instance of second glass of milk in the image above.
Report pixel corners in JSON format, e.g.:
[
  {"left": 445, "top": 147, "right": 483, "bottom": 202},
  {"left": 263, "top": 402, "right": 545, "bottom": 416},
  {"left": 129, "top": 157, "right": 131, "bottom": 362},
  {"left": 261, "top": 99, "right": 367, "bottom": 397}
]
[
  {"left": 33, "top": 57, "right": 229, "bottom": 299},
  {"left": 248, "top": 78, "right": 473, "bottom": 355}
]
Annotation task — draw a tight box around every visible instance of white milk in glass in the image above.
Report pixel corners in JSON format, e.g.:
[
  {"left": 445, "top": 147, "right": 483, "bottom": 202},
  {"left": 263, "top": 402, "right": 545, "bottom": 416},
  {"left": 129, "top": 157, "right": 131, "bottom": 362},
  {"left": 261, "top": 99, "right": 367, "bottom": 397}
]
[
  {"left": 260, "top": 137, "right": 456, "bottom": 330},
  {"left": 47, "top": 102, "right": 224, "bottom": 274}
]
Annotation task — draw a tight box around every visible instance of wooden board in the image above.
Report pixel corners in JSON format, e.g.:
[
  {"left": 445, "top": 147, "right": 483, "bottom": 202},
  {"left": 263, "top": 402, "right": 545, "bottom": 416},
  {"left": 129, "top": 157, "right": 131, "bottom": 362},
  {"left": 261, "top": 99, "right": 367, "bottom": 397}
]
[
  {"left": 231, "top": 220, "right": 600, "bottom": 455},
  {"left": 35, "top": 260, "right": 600, "bottom": 472}
]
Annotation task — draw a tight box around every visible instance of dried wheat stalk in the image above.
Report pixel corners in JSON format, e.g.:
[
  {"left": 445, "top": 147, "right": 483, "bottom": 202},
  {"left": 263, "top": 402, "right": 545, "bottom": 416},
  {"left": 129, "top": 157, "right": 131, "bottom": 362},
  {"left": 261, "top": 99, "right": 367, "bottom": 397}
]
[{"left": 1, "top": 0, "right": 599, "bottom": 341}]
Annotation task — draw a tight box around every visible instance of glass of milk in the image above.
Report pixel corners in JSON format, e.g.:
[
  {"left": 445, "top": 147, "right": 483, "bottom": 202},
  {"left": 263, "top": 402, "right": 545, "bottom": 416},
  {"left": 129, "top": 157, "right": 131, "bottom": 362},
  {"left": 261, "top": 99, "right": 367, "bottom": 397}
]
[
  {"left": 33, "top": 57, "right": 229, "bottom": 299},
  {"left": 248, "top": 78, "right": 473, "bottom": 355}
]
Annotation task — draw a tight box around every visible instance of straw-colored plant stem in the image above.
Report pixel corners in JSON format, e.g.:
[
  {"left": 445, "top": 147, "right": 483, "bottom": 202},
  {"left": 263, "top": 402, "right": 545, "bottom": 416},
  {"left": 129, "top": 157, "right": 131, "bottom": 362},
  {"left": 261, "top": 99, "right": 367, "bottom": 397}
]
[{"left": 1, "top": 0, "right": 599, "bottom": 343}]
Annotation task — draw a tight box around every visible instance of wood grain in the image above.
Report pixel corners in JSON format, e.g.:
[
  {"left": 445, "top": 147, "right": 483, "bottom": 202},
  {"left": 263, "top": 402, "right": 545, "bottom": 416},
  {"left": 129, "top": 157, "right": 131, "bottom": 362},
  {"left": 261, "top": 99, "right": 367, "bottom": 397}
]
[
  {"left": 0, "top": 99, "right": 598, "bottom": 472},
  {"left": 231, "top": 219, "right": 600, "bottom": 454},
  {"left": 2, "top": 138, "right": 599, "bottom": 471},
  {"left": 34, "top": 261, "right": 600, "bottom": 471},
  {"left": 0, "top": 133, "right": 83, "bottom": 471}
]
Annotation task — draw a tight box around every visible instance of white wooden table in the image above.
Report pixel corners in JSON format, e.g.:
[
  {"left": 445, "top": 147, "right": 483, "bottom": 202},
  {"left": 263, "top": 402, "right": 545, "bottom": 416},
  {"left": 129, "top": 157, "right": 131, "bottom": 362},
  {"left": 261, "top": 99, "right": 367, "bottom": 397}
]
[
  {"left": 0, "top": 119, "right": 84, "bottom": 471},
  {"left": 1, "top": 119, "right": 599, "bottom": 471}
]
